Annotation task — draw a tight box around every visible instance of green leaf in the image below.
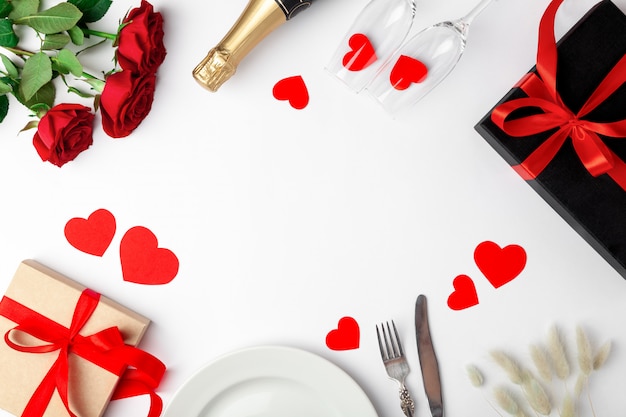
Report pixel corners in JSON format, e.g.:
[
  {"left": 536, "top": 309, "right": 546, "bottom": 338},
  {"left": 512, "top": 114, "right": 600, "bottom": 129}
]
[
  {"left": 53, "top": 48, "right": 82, "bottom": 76},
  {"left": 19, "top": 52, "right": 52, "bottom": 101},
  {"left": 0, "top": 79, "right": 10, "bottom": 94},
  {"left": 0, "top": 0, "right": 12, "bottom": 19},
  {"left": 81, "top": 0, "right": 111, "bottom": 23},
  {"left": 1, "top": 54, "right": 18, "bottom": 78},
  {"left": 69, "top": 0, "right": 110, "bottom": 23},
  {"left": 8, "top": 0, "right": 39, "bottom": 20},
  {"left": 68, "top": 0, "right": 99, "bottom": 10},
  {"left": 67, "top": 25, "right": 84, "bottom": 45},
  {"left": 0, "top": 19, "right": 18, "bottom": 47},
  {"left": 22, "top": 80, "right": 55, "bottom": 111},
  {"left": 42, "top": 33, "right": 70, "bottom": 50},
  {"left": 0, "top": 94, "right": 8, "bottom": 123},
  {"left": 15, "top": 3, "right": 83, "bottom": 34}
]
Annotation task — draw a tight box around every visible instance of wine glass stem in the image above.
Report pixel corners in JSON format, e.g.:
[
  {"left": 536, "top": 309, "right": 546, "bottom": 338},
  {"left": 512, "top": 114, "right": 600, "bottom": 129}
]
[{"left": 461, "top": 0, "right": 495, "bottom": 25}]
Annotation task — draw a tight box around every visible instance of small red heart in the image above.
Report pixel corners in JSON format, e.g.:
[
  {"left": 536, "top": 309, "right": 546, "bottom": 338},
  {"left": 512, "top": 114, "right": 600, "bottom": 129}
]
[
  {"left": 326, "top": 316, "right": 360, "bottom": 350},
  {"left": 447, "top": 275, "right": 479, "bottom": 310},
  {"left": 272, "top": 75, "right": 309, "bottom": 109},
  {"left": 64, "top": 209, "right": 116, "bottom": 256},
  {"left": 474, "top": 241, "right": 527, "bottom": 288},
  {"left": 389, "top": 55, "right": 428, "bottom": 91},
  {"left": 120, "top": 226, "right": 179, "bottom": 285},
  {"left": 342, "top": 33, "right": 377, "bottom": 71}
]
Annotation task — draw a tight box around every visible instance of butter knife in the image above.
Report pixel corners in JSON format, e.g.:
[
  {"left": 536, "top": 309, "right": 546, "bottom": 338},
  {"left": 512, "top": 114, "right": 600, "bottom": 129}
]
[{"left": 415, "top": 294, "right": 444, "bottom": 417}]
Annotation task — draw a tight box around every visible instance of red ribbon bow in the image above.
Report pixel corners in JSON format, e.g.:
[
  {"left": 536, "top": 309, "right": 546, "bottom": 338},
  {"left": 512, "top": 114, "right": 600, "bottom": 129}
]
[
  {"left": 0, "top": 289, "right": 165, "bottom": 417},
  {"left": 491, "top": 0, "right": 626, "bottom": 189}
]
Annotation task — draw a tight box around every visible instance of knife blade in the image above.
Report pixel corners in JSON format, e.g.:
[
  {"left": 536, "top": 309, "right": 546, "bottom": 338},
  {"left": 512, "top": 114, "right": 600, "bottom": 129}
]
[{"left": 415, "top": 294, "right": 444, "bottom": 417}]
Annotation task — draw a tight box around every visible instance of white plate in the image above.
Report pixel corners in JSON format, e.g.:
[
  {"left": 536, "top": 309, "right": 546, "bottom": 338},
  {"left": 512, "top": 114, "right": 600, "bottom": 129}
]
[{"left": 163, "top": 345, "right": 379, "bottom": 417}]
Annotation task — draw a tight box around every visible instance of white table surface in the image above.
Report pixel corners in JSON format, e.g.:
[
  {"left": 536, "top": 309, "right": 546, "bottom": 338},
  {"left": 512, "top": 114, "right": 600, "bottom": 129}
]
[{"left": 1, "top": 0, "right": 626, "bottom": 416}]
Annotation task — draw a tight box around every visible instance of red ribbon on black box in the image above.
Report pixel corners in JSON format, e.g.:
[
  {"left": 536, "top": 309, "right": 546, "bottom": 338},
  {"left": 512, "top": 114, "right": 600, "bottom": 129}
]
[
  {"left": 474, "top": 0, "right": 626, "bottom": 279},
  {"left": 491, "top": 0, "right": 626, "bottom": 189},
  {"left": 0, "top": 289, "right": 165, "bottom": 417}
]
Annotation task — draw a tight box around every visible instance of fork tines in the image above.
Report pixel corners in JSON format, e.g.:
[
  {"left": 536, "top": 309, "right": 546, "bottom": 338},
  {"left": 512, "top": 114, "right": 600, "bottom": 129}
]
[{"left": 376, "top": 320, "right": 404, "bottom": 361}]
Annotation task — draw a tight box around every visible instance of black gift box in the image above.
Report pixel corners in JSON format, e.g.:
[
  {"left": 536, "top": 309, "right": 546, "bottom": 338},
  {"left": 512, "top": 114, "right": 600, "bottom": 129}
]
[{"left": 475, "top": 0, "right": 626, "bottom": 279}]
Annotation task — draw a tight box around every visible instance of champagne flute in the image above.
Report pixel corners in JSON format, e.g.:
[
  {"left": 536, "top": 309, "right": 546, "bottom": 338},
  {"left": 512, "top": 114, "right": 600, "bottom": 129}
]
[
  {"left": 326, "top": 0, "right": 417, "bottom": 92},
  {"left": 366, "top": 0, "right": 496, "bottom": 116}
]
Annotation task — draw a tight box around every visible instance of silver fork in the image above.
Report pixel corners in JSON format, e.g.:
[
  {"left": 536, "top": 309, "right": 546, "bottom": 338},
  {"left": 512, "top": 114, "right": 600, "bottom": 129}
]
[{"left": 376, "top": 321, "right": 415, "bottom": 417}]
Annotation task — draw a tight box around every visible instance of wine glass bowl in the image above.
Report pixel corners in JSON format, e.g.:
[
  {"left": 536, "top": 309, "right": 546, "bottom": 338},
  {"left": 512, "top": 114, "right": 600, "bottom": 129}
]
[
  {"left": 365, "top": 0, "right": 495, "bottom": 117},
  {"left": 366, "top": 23, "right": 468, "bottom": 116},
  {"left": 326, "top": 0, "right": 417, "bottom": 92}
]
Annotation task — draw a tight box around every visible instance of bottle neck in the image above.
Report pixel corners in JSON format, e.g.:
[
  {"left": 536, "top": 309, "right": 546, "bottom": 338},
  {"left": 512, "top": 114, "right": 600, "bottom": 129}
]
[
  {"left": 275, "top": 0, "right": 314, "bottom": 20},
  {"left": 193, "top": 0, "right": 286, "bottom": 92},
  {"left": 193, "top": 0, "right": 315, "bottom": 92},
  {"left": 218, "top": 0, "right": 287, "bottom": 66}
]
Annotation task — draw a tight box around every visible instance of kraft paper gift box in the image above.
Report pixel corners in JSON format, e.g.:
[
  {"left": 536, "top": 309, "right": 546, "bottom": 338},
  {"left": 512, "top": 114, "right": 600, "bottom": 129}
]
[
  {"left": 475, "top": 0, "right": 626, "bottom": 279},
  {"left": 0, "top": 260, "right": 164, "bottom": 417}
]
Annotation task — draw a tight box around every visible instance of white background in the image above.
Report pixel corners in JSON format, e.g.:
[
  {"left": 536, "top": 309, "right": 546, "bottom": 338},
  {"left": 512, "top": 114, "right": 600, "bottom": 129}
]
[{"left": 1, "top": 0, "right": 626, "bottom": 416}]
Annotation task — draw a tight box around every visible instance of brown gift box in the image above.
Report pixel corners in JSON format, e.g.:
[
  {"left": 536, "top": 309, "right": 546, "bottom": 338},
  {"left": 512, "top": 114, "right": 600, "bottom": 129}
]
[{"left": 0, "top": 260, "right": 151, "bottom": 417}]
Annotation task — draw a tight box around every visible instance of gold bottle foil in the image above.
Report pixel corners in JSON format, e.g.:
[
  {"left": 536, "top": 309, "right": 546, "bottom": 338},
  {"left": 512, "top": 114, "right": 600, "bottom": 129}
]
[{"left": 193, "top": 0, "right": 287, "bottom": 92}]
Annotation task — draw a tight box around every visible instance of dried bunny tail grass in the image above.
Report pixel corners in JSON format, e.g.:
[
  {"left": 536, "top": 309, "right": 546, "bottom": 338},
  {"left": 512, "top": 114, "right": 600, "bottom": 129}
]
[
  {"left": 548, "top": 325, "right": 570, "bottom": 380},
  {"left": 576, "top": 326, "right": 593, "bottom": 375},
  {"left": 561, "top": 394, "right": 576, "bottom": 417},
  {"left": 493, "top": 386, "right": 521, "bottom": 415},
  {"left": 466, "top": 364, "right": 484, "bottom": 387},
  {"left": 593, "top": 340, "right": 612, "bottom": 370},
  {"left": 574, "top": 373, "right": 588, "bottom": 397},
  {"left": 522, "top": 376, "right": 552, "bottom": 415},
  {"left": 490, "top": 350, "right": 525, "bottom": 384},
  {"left": 529, "top": 344, "right": 552, "bottom": 382}
]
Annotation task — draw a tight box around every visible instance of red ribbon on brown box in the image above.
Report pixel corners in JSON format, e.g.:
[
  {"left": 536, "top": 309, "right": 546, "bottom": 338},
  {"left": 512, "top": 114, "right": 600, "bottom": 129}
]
[{"left": 0, "top": 288, "right": 165, "bottom": 417}]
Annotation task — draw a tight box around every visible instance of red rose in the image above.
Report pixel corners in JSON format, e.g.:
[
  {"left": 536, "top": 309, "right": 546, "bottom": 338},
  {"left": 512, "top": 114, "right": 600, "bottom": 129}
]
[
  {"left": 32, "top": 104, "right": 95, "bottom": 167},
  {"left": 100, "top": 70, "right": 156, "bottom": 138},
  {"left": 116, "top": 0, "right": 166, "bottom": 74}
]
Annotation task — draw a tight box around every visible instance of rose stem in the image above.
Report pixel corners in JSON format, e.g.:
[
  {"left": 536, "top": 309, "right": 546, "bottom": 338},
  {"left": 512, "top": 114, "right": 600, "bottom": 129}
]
[{"left": 81, "top": 28, "right": 117, "bottom": 41}]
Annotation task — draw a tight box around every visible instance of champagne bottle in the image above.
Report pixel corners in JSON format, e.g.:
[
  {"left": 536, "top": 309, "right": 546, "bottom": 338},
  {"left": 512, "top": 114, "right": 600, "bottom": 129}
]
[{"left": 193, "top": 0, "right": 315, "bottom": 92}]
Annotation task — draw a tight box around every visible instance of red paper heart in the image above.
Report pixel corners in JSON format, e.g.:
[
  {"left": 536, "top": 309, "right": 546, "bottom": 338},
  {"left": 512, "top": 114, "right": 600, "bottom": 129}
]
[
  {"left": 390, "top": 55, "right": 428, "bottom": 91},
  {"left": 342, "top": 33, "right": 377, "bottom": 71},
  {"left": 326, "top": 316, "right": 360, "bottom": 350},
  {"left": 447, "top": 275, "right": 479, "bottom": 310},
  {"left": 120, "top": 226, "right": 179, "bottom": 285},
  {"left": 272, "top": 75, "right": 309, "bottom": 109},
  {"left": 64, "top": 209, "right": 116, "bottom": 256},
  {"left": 474, "top": 241, "right": 527, "bottom": 288}
]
